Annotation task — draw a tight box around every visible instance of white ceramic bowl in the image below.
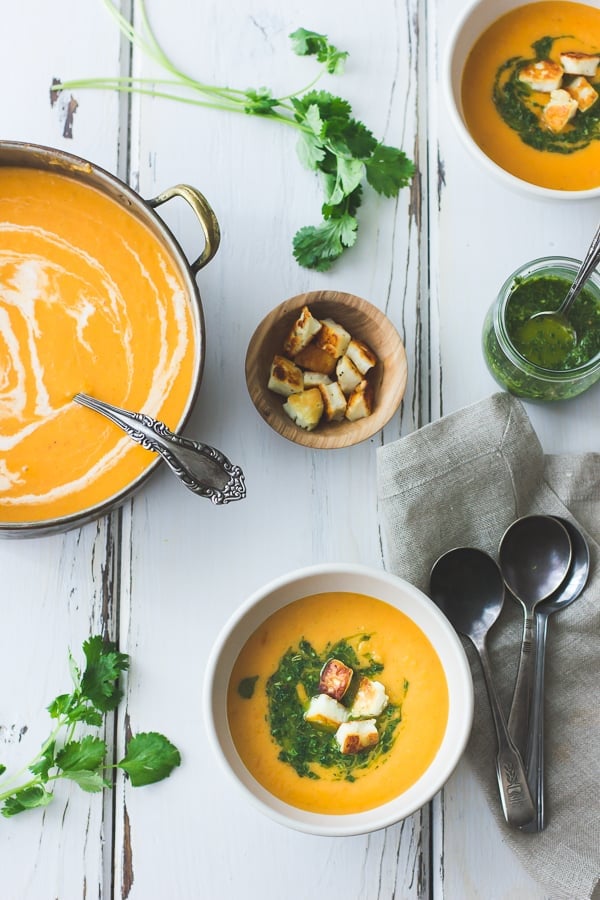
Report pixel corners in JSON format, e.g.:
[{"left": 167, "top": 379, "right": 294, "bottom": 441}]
[
  {"left": 445, "top": 0, "right": 600, "bottom": 200},
  {"left": 203, "top": 563, "right": 473, "bottom": 836}
]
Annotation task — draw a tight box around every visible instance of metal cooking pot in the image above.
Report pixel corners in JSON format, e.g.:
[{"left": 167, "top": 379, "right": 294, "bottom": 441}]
[{"left": 0, "top": 140, "right": 220, "bottom": 537}]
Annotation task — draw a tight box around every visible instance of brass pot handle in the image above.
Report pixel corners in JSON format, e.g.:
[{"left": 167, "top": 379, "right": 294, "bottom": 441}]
[{"left": 148, "top": 184, "right": 221, "bottom": 274}]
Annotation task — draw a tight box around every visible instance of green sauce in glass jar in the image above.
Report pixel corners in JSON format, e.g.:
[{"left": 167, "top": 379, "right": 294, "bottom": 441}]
[{"left": 482, "top": 257, "right": 600, "bottom": 402}]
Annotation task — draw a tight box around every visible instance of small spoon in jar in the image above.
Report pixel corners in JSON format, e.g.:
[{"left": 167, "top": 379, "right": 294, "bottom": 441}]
[
  {"left": 430, "top": 547, "right": 535, "bottom": 829},
  {"left": 74, "top": 393, "right": 246, "bottom": 505},
  {"left": 517, "top": 221, "right": 600, "bottom": 362}
]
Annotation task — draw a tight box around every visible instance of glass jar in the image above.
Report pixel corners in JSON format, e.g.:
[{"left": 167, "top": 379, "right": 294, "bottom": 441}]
[{"left": 482, "top": 257, "right": 600, "bottom": 401}]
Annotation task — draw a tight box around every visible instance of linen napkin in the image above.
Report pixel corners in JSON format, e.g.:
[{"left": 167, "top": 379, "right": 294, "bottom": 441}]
[{"left": 376, "top": 391, "right": 600, "bottom": 900}]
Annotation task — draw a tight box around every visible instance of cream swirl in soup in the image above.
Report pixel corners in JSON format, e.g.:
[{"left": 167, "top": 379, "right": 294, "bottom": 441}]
[{"left": 0, "top": 167, "right": 197, "bottom": 523}]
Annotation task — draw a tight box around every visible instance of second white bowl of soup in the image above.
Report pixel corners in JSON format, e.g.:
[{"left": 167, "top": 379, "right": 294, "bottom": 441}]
[{"left": 204, "top": 563, "right": 473, "bottom": 836}]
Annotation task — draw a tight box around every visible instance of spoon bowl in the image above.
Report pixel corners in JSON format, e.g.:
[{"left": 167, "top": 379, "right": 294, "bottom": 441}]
[
  {"left": 430, "top": 547, "right": 535, "bottom": 828},
  {"left": 521, "top": 516, "right": 590, "bottom": 832},
  {"left": 498, "top": 515, "right": 571, "bottom": 815},
  {"left": 523, "top": 220, "right": 600, "bottom": 351}
]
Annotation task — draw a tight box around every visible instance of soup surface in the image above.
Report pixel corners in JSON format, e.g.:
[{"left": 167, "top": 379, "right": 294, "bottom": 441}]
[
  {"left": 0, "top": 166, "right": 197, "bottom": 523},
  {"left": 462, "top": 1, "right": 600, "bottom": 190},
  {"left": 227, "top": 591, "right": 449, "bottom": 815}
]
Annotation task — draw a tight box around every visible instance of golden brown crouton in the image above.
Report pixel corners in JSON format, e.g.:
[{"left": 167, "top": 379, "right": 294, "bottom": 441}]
[
  {"left": 294, "top": 344, "right": 338, "bottom": 375},
  {"left": 313, "top": 317, "right": 352, "bottom": 359},
  {"left": 345, "top": 379, "right": 374, "bottom": 422},
  {"left": 267, "top": 354, "right": 304, "bottom": 396},
  {"left": 560, "top": 51, "right": 600, "bottom": 77},
  {"left": 282, "top": 387, "right": 324, "bottom": 430},
  {"left": 346, "top": 338, "right": 378, "bottom": 375},
  {"left": 542, "top": 89, "right": 578, "bottom": 133},
  {"left": 566, "top": 75, "right": 598, "bottom": 112},
  {"left": 319, "top": 658, "right": 353, "bottom": 700},
  {"left": 283, "top": 305, "right": 323, "bottom": 356},
  {"left": 318, "top": 381, "right": 347, "bottom": 422},
  {"left": 518, "top": 59, "right": 564, "bottom": 92}
]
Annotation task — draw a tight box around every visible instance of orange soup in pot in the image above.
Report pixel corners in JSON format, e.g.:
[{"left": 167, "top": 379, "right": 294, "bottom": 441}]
[
  {"left": 0, "top": 167, "right": 198, "bottom": 523},
  {"left": 462, "top": 1, "right": 600, "bottom": 190},
  {"left": 227, "top": 591, "right": 449, "bottom": 815}
]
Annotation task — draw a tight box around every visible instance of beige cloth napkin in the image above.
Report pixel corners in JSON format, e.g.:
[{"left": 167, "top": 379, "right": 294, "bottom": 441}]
[{"left": 376, "top": 392, "right": 600, "bottom": 900}]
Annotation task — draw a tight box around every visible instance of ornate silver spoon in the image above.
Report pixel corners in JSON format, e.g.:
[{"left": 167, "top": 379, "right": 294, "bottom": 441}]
[{"left": 74, "top": 393, "right": 246, "bottom": 505}]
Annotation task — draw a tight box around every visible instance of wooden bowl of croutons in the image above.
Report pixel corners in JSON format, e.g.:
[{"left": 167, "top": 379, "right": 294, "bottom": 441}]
[{"left": 245, "top": 291, "right": 407, "bottom": 448}]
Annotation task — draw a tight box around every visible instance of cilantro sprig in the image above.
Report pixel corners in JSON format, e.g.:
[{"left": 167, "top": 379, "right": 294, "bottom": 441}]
[
  {"left": 0, "top": 636, "right": 180, "bottom": 817},
  {"left": 53, "top": 4, "right": 415, "bottom": 271}
]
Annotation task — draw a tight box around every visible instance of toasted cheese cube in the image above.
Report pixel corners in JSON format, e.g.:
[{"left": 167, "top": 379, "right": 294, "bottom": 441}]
[
  {"left": 566, "top": 75, "right": 599, "bottom": 112},
  {"left": 345, "top": 379, "right": 374, "bottom": 422},
  {"left": 282, "top": 387, "right": 324, "bottom": 431},
  {"left": 336, "top": 354, "right": 363, "bottom": 395},
  {"left": 346, "top": 338, "right": 378, "bottom": 375},
  {"left": 319, "top": 658, "right": 353, "bottom": 700},
  {"left": 303, "top": 371, "right": 332, "bottom": 388},
  {"left": 268, "top": 354, "right": 304, "bottom": 397},
  {"left": 335, "top": 719, "right": 379, "bottom": 755},
  {"left": 560, "top": 51, "right": 600, "bottom": 77},
  {"left": 542, "top": 89, "right": 578, "bottom": 133},
  {"left": 305, "top": 693, "right": 349, "bottom": 728},
  {"left": 294, "top": 344, "right": 337, "bottom": 375},
  {"left": 350, "top": 677, "right": 389, "bottom": 718},
  {"left": 313, "top": 318, "right": 352, "bottom": 359},
  {"left": 283, "top": 305, "right": 323, "bottom": 356},
  {"left": 318, "top": 380, "right": 347, "bottom": 422},
  {"left": 518, "top": 59, "right": 564, "bottom": 92}
]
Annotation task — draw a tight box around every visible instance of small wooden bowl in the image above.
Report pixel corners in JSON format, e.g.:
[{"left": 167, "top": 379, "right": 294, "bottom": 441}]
[{"left": 245, "top": 290, "right": 408, "bottom": 449}]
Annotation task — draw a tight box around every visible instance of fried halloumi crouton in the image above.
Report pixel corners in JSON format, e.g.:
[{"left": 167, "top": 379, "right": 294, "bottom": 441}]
[
  {"left": 335, "top": 719, "right": 379, "bottom": 754},
  {"left": 313, "top": 318, "right": 352, "bottom": 359},
  {"left": 336, "top": 354, "right": 363, "bottom": 395},
  {"left": 304, "top": 693, "right": 349, "bottom": 728},
  {"left": 282, "top": 387, "right": 324, "bottom": 430},
  {"left": 303, "top": 371, "right": 332, "bottom": 388},
  {"left": 543, "top": 89, "right": 579, "bottom": 133},
  {"left": 318, "top": 381, "right": 347, "bottom": 422},
  {"left": 319, "top": 658, "right": 353, "bottom": 700},
  {"left": 567, "top": 75, "right": 599, "bottom": 112},
  {"left": 518, "top": 59, "right": 564, "bottom": 92},
  {"left": 268, "top": 354, "right": 304, "bottom": 397},
  {"left": 294, "top": 344, "right": 338, "bottom": 376},
  {"left": 350, "top": 677, "right": 389, "bottom": 718},
  {"left": 560, "top": 51, "right": 600, "bottom": 77},
  {"left": 346, "top": 338, "right": 378, "bottom": 375},
  {"left": 283, "top": 305, "right": 323, "bottom": 356},
  {"left": 345, "top": 379, "right": 374, "bottom": 422}
]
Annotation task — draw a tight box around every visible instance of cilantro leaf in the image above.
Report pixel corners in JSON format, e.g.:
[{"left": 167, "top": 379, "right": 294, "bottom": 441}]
[
  {"left": 365, "top": 143, "right": 416, "bottom": 197},
  {"left": 118, "top": 732, "right": 181, "bottom": 787},
  {"left": 61, "top": 770, "right": 109, "bottom": 793},
  {"left": 29, "top": 742, "right": 56, "bottom": 780},
  {"left": 0, "top": 765, "right": 5, "bottom": 777},
  {"left": 2, "top": 786, "right": 53, "bottom": 817},
  {"left": 293, "top": 214, "right": 358, "bottom": 271},
  {"left": 81, "top": 635, "right": 129, "bottom": 712},
  {"left": 289, "top": 28, "right": 348, "bottom": 74},
  {"left": 291, "top": 91, "right": 352, "bottom": 124},
  {"left": 56, "top": 736, "right": 106, "bottom": 773},
  {"left": 243, "top": 88, "right": 278, "bottom": 115}
]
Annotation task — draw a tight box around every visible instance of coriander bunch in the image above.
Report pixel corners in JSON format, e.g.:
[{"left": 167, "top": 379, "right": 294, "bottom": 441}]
[
  {"left": 53, "top": 1, "right": 415, "bottom": 271},
  {"left": 0, "top": 636, "right": 180, "bottom": 817}
]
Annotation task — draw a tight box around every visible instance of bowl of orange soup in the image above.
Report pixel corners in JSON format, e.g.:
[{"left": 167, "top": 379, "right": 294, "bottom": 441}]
[
  {"left": 204, "top": 564, "right": 473, "bottom": 835},
  {"left": 446, "top": 0, "right": 600, "bottom": 197},
  {"left": 0, "top": 141, "right": 220, "bottom": 535}
]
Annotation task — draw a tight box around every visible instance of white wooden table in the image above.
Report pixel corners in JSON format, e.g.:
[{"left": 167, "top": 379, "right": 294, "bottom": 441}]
[{"left": 1, "top": 1, "right": 598, "bottom": 897}]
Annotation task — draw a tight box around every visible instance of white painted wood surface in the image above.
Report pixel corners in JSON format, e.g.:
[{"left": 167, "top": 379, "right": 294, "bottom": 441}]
[{"left": 0, "top": 1, "right": 597, "bottom": 898}]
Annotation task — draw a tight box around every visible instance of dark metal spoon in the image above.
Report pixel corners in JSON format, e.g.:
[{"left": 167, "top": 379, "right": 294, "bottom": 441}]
[
  {"left": 520, "top": 517, "right": 590, "bottom": 833},
  {"left": 74, "top": 393, "right": 246, "bottom": 505},
  {"left": 499, "top": 515, "right": 572, "bottom": 762},
  {"left": 430, "top": 547, "right": 535, "bottom": 828},
  {"left": 522, "top": 221, "right": 600, "bottom": 350}
]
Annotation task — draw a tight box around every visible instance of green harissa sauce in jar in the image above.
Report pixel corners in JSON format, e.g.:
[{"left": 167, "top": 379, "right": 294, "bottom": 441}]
[{"left": 482, "top": 258, "right": 600, "bottom": 401}]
